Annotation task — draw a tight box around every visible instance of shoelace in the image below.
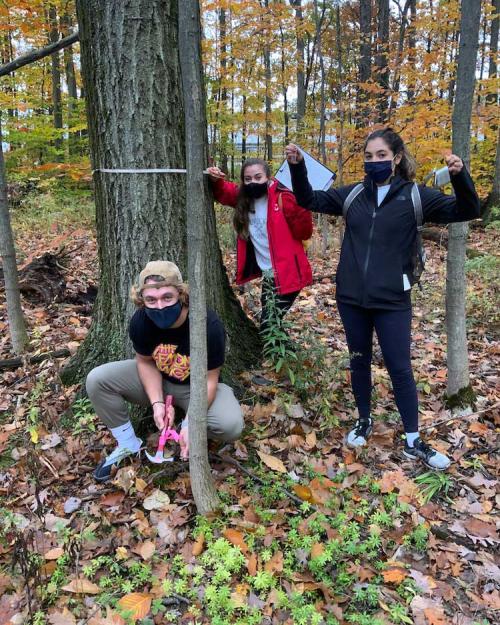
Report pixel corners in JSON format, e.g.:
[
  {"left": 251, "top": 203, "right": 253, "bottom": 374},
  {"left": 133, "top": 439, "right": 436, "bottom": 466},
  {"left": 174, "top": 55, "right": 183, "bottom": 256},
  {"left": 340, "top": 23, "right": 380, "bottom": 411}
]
[
  {"left": 414, "top": 439, "right": 433, "bottom": 456},
  {"left": 353, "top": 419, "right": 371, "bottom": 437}
]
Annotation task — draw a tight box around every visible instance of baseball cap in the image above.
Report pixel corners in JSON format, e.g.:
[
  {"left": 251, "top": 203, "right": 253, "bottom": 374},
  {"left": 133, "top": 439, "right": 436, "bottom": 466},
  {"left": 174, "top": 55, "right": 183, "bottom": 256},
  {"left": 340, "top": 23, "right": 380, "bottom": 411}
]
[{"left": 138, "top": 261, "right": 183, "bottom": 292}]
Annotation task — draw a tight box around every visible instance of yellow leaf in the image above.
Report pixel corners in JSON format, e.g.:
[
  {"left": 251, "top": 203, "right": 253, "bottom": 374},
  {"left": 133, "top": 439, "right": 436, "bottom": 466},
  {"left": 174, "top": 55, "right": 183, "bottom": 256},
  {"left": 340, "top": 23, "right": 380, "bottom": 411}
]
[
  {"left": 192, "top": 533, "right": 205, "bottom": 556},
  {"left": 30, "top": 428, "right": 39, "bottom": 444},
  {"left": 293, "top": 484, "right": 314, "bottom": 502},
  {"left": 62, "top": 578, "right": 100, "bottom": 594},
  {"left": 117, "top": 593, "right": 152, "bottom": 621},
  {"left": 135, "top": 478, "right": 148, "bottom": 492},
  {"left": 115, "top": 547, "right": 128, "bottom": 561},
  {"left": 257, "top": 450, "right": 287, "bottom": 473}
]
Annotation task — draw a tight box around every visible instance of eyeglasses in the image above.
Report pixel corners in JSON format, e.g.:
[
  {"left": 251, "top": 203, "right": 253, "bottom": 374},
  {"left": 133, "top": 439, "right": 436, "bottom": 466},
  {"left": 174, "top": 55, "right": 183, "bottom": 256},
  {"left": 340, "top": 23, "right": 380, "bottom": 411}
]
[{"left": 143, "top": 294, "right": 179, "bottom": 307}]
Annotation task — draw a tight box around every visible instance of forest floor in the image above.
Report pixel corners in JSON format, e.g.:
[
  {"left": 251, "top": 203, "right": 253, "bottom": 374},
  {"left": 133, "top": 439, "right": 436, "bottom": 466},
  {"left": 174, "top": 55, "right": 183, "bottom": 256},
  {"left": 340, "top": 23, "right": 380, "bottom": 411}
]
[{"left": 0, "top": 195, "right": 499, "bottom": 625}]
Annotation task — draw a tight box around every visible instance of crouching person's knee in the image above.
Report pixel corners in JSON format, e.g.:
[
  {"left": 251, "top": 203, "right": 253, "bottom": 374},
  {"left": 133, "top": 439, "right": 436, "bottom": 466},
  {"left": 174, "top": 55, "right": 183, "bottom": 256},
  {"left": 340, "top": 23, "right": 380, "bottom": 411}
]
[
  {"left": 208, "top": 384, "right": 244, "bottom": 442},
  {"left": 85, "top": 364, "right": 107, "bottom": 402}
]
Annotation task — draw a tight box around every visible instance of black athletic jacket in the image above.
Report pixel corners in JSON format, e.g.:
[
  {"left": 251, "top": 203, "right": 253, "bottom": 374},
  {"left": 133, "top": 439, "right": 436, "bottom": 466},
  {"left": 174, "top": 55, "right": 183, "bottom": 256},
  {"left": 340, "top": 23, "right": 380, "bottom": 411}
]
[{"left": 289, "top": 159, "right": 481, "bottom": 310}]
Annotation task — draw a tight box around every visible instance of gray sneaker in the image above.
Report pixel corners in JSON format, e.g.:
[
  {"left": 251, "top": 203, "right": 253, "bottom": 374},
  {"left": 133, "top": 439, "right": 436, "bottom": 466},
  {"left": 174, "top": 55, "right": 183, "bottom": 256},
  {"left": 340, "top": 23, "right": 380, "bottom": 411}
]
[
  {"left": 94, "top": 442, "right": 142, "bottom": 483},
  {"left": 403, "top": 437, "right": 450, "bottom": 470}
]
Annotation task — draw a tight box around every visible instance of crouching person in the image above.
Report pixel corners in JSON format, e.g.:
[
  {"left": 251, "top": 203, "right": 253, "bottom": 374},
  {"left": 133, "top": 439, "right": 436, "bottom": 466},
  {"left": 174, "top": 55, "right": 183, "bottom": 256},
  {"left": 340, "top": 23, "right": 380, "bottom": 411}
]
[{"left": 86, "top": 260, "right": 243, "bottom": 482}]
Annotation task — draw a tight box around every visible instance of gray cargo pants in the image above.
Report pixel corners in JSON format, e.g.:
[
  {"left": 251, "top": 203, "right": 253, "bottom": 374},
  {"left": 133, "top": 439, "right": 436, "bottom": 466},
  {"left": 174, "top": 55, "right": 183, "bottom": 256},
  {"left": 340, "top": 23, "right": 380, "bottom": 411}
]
[{"left": 86, "top": 359, "right": 244, "bottom": 442}]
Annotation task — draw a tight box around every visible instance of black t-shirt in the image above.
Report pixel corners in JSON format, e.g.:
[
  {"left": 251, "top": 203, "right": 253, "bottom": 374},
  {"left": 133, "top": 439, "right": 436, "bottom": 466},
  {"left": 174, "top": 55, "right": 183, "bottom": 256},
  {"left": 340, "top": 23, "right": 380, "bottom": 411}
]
[{"left": 129, "top": 308, "right": 225, "bottom": 385}]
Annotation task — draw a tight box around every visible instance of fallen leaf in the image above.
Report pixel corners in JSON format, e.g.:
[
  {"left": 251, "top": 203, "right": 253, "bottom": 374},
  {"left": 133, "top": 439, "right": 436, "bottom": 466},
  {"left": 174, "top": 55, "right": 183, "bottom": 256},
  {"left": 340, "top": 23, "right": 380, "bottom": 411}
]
[
  {"left": 48, "top": 608, "right": 76, "bottom": 625},
  {"left": 99, "top": 491, "right": 125, "bottom": 507},
  {"left": 143, "top": 489, "right": 170, "bottom": 511},
  {"left": 63, "top": 497, "right": 82, "bottom": 514},
  {"left": 293, "top": 484, "right": 315, "bottom": 502},
  {"left": 135, "top": 478, "right": 147, "bottom": 492},
  {"left": 256, "top": 450, "right": 286, "bottom": 473},
  {"left": 247, "top": 552, "right": 257, "bottom": 576},
  {"left": 44, "top": 547, "right": 64, "bottom": 560},
  {"left": 310, "top": 543, "right": 324, "bottom": 559},
  {"left": 424, "top": 607, "right": 447, "bottom": 625},
  {"left": 463, "top": 517, "right": 498, "bottom": 539},
  {"left": 382, "top": 566, "right": 407, "bottom": 584},
  {"left": 139, "top": 541, "right": 155, "bottom": 560},
  {"left": 264, "top": 550, "right": 283, "bottom": 574},
  {"left": 62, "top": 578, "right": 100, "bottom": 594},
  {"left": 223, "top": 529, "right": 248, "bottom": 553},
  {"left": 116, "top": 593, "right": 152, "bottom": 621},
  {"left": 41, "top": 433, "right": 62, "bottom": 450},
  {"left": 192, "top": 533, "right": 205, "bottom": 556}
]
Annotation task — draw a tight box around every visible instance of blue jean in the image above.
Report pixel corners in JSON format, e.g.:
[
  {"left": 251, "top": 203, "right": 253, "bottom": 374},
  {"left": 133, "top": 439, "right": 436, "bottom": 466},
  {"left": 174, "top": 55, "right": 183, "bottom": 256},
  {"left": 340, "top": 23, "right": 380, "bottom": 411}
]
[{"left": 337, "top": 302, "right": 418, "bottom": 433}]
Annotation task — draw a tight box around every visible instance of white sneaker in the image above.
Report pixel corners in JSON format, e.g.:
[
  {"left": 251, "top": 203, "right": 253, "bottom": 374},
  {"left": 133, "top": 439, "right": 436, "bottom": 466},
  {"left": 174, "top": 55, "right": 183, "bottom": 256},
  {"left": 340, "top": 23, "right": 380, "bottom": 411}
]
[
  {"left": 346, "top": 417, "right": 373, "bottom": 448},
  {"left": 93, "top": 441, "right": 142, "bottom": 482},
  {"left": 403, "top": 437, "right": 451, "bottom": 470}
]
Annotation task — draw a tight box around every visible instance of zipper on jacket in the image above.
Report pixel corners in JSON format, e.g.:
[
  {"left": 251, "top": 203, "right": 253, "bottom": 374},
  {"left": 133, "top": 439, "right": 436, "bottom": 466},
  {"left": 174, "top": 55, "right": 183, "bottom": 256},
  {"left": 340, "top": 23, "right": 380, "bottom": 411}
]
[
  {"left": 362, "top": 201, "right": 377, "bottom": 301},
  {"left": 266, "top": 195, "right": 279, "bottom": 291}
]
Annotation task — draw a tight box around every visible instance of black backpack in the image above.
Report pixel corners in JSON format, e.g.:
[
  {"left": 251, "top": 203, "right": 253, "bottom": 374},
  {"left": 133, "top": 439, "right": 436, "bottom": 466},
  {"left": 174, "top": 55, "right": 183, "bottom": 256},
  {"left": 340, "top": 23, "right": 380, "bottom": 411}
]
[{"left": 342, "top": 182, "right": 426, "bottom": 287}]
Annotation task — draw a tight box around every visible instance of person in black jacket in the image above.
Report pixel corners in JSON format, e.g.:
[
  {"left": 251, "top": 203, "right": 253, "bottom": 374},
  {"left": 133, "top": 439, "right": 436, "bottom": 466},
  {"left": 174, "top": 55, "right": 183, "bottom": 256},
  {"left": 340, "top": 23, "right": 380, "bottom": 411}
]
[{"left": 285, "top": 128, "right": 480, "bottom": 470}]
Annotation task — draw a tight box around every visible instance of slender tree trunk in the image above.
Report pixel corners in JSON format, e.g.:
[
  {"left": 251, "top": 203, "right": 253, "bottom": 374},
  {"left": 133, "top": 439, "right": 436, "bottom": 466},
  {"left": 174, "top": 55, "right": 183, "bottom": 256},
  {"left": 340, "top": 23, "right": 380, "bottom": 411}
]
[
  {"left": 315, "top": 0, "right": 328, "bottom": 256},
  {"left": 241, "top": 94, "right": 247, "bottom": 160},
  {"left": 218, "top": 7, "right": 229, "bottom": 173},
  {"left": 446, "top": 0, "right": 481, "bottom": 405},
  {"left": 335, "top": 1, "right": 345, "bottom": 247},
  {"left": 375, "top": 0, "right": 389, "bottom": 122},
  {"left": 262, "top": 0, "right": 273, "bottom": 161},
  {"left": 63, "top": 0, "right": 259, "bottom": 386},
  {"left": 291, "top": 0, "right": 306, "bottom": 136},
  {"left": 60, "top": 12, "right": 79, "bottom": 156},
  {"left": 357, "top": 0, "right": 372, "bottom": 126},
  {"left": 0, "top": 117, "right": 28, "bottom": 355},
  {"left": 48, "top": 4, "right": 63, "bottom": 159},
  {"left": 485, "top": 129, "right": 500, "bottom": 217},
  {"left": 389, "top": 0, "right": 410, "bottom": 117},
  {"left": 407, "top": 0, "right": 417, "bottom": 103},
  {"left": 279, "top": 26, "right": 290, "bottom": 145},
  {"left": 178, "top": 0, "right": 219, "bottom": 515}
]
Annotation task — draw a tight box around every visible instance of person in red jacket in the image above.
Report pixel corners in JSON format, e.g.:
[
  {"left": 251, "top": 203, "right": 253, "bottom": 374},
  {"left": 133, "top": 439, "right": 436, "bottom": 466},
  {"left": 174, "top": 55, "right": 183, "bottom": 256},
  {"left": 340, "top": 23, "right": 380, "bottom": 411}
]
[{"left": 207, "top": 158, "right": 313, "bottom": 330}]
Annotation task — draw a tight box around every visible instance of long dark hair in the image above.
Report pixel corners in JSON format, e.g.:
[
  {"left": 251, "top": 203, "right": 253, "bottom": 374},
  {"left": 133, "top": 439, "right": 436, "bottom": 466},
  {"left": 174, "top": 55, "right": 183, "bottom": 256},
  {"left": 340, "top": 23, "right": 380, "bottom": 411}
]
[
  {"left": 364, "top": 127, "right": 417, "bottom": 181},
  {"left": 233, "top": 158, "right": 271, "bottom": 239}
]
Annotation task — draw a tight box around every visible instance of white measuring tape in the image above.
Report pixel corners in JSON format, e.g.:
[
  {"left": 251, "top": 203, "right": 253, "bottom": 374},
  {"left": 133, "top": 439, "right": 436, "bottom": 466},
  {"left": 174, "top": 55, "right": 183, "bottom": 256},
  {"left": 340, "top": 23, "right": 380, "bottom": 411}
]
[{"left": 93, "top": 168, "right": 210, "bottom": 174}]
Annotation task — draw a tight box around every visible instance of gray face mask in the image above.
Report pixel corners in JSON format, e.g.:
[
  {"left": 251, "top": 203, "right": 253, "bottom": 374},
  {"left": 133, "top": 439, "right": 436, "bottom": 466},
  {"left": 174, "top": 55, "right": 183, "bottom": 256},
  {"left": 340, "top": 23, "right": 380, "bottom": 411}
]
[{"left": 145, "top": 301, "right": 182, "bottom": 329}]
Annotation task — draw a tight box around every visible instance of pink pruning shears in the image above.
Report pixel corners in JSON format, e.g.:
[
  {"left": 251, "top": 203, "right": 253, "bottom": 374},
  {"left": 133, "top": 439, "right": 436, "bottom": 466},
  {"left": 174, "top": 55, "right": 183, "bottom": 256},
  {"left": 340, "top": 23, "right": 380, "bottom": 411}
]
[{"left": 145, "top": 395, "right": 180, "bottom": 464}]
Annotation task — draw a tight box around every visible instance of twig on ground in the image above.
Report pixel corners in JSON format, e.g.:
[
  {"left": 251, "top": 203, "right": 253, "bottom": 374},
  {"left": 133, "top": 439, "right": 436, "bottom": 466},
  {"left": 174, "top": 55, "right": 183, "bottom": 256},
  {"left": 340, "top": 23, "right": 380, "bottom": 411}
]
[{"left": 419, "top": 401, "right": 500, "bottom": 432}]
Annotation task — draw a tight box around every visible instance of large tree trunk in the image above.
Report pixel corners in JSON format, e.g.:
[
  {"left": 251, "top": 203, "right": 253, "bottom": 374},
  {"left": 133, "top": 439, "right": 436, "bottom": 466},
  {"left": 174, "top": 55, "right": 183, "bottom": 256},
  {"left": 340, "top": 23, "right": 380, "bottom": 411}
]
[
  {"left": 0, "top": 117, "right": 28, "bottom": 355},
  {"left": 48, "top": 4, "right": 63, "bottom": 159},
  {"left": 62, "top": 0, "right": 259, "bottom": 387},
  {"left": 446, "top": 0, "right": 481, "bottom": 406},
  {"left": 179, "top": 0, "right": 219, "bottom": 514}
]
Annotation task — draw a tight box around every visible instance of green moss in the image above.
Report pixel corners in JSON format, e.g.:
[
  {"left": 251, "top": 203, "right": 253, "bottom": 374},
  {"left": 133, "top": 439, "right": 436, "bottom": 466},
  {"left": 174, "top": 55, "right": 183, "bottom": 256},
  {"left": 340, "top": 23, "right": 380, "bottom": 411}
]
[{"left": 445, "top": 384, "right": 476, "bottom": 410}]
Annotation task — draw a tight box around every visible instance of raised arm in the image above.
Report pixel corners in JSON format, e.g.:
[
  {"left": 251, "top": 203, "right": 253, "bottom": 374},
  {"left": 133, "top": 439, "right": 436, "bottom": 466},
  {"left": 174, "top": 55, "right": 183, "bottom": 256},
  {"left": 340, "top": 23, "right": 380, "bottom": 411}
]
[
  {"left": 420, "top": 154, "right": 481, "bottom": 224},
  {"left": 280, "top": 191, "right": 314, "bottom": 240},
  {"left": 285, "top": 144, "right": 344, "bottom": 216},
  {"left": 207, "top": 166, "right": 240, "bottom": 207}
]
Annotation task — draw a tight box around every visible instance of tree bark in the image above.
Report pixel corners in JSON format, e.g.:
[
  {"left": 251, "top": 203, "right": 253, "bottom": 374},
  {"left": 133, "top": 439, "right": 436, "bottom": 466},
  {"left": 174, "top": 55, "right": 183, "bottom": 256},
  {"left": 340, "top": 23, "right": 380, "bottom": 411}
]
[
  {"left": 0, "top": 117, "right": 29, "bottom": 355},
  {"left": 389, "top": 0, "right": 411, "bottom": 117},
  {"left": 62, "top": 0, "right": 259, "bottom": 387},
  {"left": 263, "top": 0, "right": 273, "bottom": 161},
  {"left": 218, "top": 7, "right": 229, "bottom": 173},
  {"left": 178, "top": 0, "right": 219, "bottom": 515},
  {"left": 446, "top": 0, "right": 481, "bottom": 403},
  {"left": 375, "top": 0, "right": 390, "bottom": 121},
  {"left": 357, "top": 0, "right": 372, "bottom": 126},
  {"left": 60, "top": 12, "right": 79, "bottom": 156},
  {"left": 488, "top": 0, "right": 499, "bottom": 84},
  {"left": 291, "top": 0, "right": 306, "bottom": 135},
  {"left": 48, "top": 4, "right": 63, "bottom": 158}
]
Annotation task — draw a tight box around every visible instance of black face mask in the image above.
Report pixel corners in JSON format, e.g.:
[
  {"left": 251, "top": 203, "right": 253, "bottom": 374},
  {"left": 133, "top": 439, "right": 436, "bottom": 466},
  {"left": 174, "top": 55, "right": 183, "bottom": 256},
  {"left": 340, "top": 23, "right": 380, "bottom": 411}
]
[
  {"left": 244, "top": 182, "right": 268, "bottom": 199},
  {"left": 145, "top": 302, "right": 182, "bottom": 329}
]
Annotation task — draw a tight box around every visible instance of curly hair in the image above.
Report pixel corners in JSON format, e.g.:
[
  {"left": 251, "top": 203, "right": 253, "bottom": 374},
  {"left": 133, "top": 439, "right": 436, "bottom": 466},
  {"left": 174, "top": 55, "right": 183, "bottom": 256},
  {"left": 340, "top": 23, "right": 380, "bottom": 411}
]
[
  {"left": 130, "top": 275, "right": 189, "bottom": 308},
  {"left": 364, "top": 127, "right": 417, "bottom": 181}
]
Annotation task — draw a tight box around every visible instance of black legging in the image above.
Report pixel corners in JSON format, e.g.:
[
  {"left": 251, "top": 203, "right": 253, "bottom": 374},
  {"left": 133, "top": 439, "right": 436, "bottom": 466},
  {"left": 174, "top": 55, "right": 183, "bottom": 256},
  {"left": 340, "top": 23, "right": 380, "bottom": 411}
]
[
  {"left": 260, "top": 276, "right": 299, "bottom": 331},
  {"left": 337, "top": 301, "right": 418, "bottom": 433}
]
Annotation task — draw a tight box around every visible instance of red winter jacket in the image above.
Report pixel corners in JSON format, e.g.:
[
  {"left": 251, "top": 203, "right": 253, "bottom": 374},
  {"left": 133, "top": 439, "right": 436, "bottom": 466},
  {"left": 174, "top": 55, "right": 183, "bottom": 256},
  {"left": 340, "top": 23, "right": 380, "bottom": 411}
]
[{"left": 212, "top": 177, "right": 313, "bottom": 295}]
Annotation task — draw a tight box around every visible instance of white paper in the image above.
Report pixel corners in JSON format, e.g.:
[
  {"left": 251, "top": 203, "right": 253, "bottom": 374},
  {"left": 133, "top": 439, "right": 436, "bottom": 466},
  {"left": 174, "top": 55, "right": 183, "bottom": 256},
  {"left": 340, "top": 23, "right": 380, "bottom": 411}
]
[{"left": 275, "top": 146, "right": 336, "bottom": 192}]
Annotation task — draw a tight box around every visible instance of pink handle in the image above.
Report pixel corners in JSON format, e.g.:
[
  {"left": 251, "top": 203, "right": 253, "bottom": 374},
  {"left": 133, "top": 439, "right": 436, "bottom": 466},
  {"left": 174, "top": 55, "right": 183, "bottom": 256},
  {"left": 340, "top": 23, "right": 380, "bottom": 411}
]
[{"left": 157, "top": 396, "right": 179, "bottom": 451}]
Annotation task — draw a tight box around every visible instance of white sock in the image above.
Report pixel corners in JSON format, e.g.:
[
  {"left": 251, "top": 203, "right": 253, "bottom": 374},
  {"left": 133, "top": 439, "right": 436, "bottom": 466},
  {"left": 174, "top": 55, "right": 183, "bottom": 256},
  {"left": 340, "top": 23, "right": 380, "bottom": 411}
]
[
  {"left": 110, "top": 421, "right": 141, "bottom": 451},
  {"left": 405, "top": 432, "right": 419, "bottom": 447}
]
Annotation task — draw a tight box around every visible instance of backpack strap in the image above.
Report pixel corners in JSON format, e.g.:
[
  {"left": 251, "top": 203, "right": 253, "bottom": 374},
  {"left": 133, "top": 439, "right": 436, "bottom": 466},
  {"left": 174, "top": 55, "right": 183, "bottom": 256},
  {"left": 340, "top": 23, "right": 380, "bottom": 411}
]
[
  {"left": 411, "top": 183, "right": 423, "bottom": 232},
  {"left": 342, "top": 183, "right": 364, "bottom": 219}
]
